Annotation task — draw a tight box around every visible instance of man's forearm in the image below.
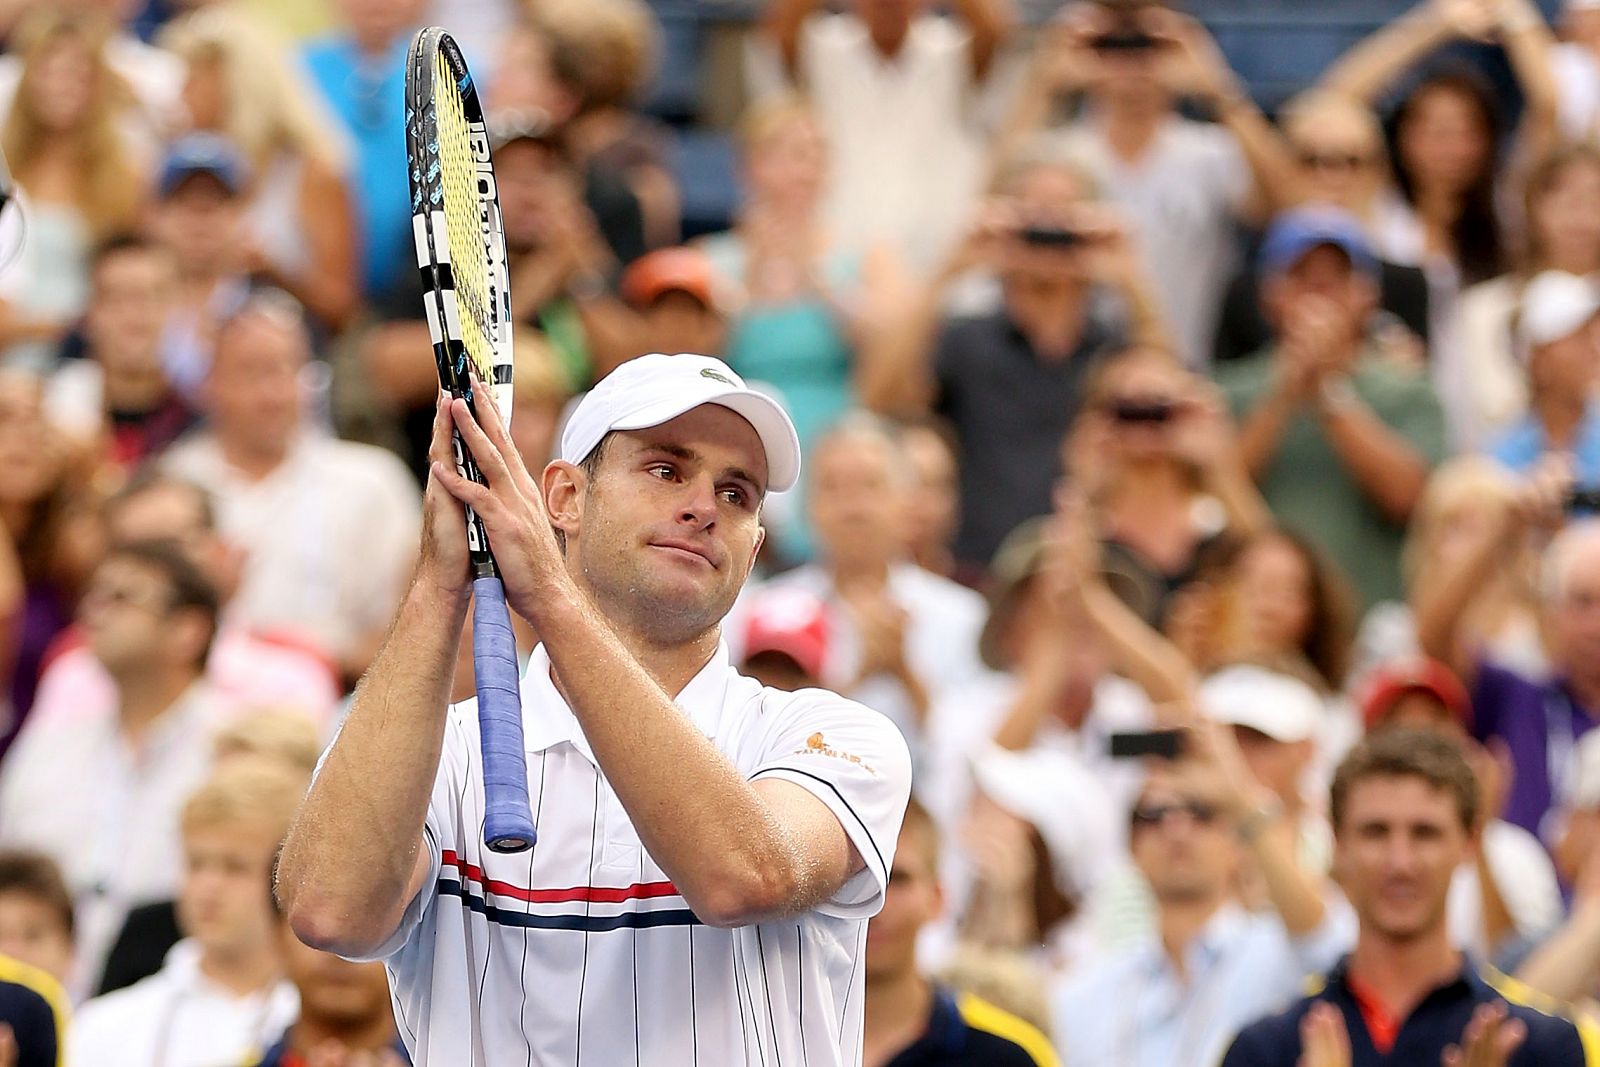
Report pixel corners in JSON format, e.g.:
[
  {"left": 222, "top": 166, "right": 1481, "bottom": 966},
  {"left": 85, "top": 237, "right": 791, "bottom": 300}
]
[
  {"left": 1316, "top": 396, "right": 1429, "bottom": 522},
  {"left": 1516, "top": 900, "right": 1600, "bottom": 1004},
  {"left": 950, "top": 0, "right": 1016, "bottom": 80},
  {"left": 1235, "top": 386, "right": 1298, "bottom": 479},
  {"left": 277, "top": 576, "right": 466, "bottom": 953}
]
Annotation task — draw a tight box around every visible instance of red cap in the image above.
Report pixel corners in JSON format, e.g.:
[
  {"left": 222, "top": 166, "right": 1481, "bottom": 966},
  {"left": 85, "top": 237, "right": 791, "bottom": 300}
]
[
  {"left": 1358, "top": 656, "right": 1472, "bottom": 731},
  {"left": 741, "top": 587, "right": 829, "bottom": 681},
  {"left": 619, "top": 247, "right": 719, "bottom": 310}
]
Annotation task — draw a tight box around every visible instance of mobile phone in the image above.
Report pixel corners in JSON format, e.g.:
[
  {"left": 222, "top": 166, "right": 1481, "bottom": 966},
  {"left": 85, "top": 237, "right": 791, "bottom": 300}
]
[
  {"left": 1108, "top": 729, "right": 1187, "bottom": 760},
  {"left": 1109, "top": 398, "right": 1176, "bottom": 424},
  {"left": 1020, "top": 224, "right": 1083, "bottom": 248},
  {"left": 1567, "top": 487, "right": 1600, "bottom": 513},
  {"left": 1091, "top": 29, "right": 1160, "bottom": 51}
]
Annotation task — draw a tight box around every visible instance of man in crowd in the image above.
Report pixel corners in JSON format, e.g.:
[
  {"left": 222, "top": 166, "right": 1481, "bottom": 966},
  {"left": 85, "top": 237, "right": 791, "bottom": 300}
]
[
  {"left": 0, "top": 541, "right": 223, "bottom": 995},
  {"left": 165, "top": 293, "right": 420, "bottom": 685},
  {"left": 1218, "top": 206, "right": 1447, "bottom": 610},
  {"left": 762, "top": 0, "right": 1015, "bottom": 269},
  {"left": 0, "top": 854, "right": 72, "bottom": 991},
  {"left": 1221, "top": 730, "right": 1594, "bottom": 1065},
  {"left": 863, "top": 799, "right": 1059, "bottom": 1067},
  {"left": 71, "top": 758, "right": 302, "bottom": 1066},
  {"left": 737, "top": 584, "right": 830, "bottom": 693}
]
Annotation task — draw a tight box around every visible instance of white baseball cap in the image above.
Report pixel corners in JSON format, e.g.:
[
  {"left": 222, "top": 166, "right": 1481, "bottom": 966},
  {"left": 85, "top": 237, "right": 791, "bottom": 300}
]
[
  {"left": 1199, "top": 664, "right": 1325, "bottom": 743},
  {"left": 559, "top": 353, "right": 802, "bottom": 493},
  {"left": 1516, "top": 270, "right": 1600, "bottom": 352}
]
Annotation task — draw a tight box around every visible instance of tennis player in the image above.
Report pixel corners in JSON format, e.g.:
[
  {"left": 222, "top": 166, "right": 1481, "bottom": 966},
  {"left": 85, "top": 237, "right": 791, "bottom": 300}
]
[{"left": 277, "top": 353, "right": 912, "bottom": 1065}]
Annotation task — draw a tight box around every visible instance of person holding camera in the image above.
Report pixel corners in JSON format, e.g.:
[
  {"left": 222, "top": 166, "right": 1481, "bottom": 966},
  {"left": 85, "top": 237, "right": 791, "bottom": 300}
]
[
  {"left": 1217, "top": 206, "right": 1448, "bottom": 613},
  {"left": 859, "top": 149, "right": 1168, "bottom": 571}
]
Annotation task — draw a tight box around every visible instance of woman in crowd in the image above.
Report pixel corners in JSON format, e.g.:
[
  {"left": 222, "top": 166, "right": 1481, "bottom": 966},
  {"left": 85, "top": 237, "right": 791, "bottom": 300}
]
[
  {"left": 161, "top": 7, "right": 358, "bottom": 331},
  {"left": 1456, "top": 142, "right": 1600, "bottom": 442},
  {"left": 0, "top": 11, "right": 144, "bottom": 370}
]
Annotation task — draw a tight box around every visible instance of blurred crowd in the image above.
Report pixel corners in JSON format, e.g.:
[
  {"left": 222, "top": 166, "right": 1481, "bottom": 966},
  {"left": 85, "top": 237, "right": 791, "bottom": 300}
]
[{"left": 2, "top": 0, "right": 1600, "bottom": 1063}]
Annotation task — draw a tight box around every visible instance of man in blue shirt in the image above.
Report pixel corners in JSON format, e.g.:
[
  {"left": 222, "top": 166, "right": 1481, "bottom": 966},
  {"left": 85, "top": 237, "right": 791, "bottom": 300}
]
[{"left": 1221, "top": 730, "right": 1597, "bottom": 1066}]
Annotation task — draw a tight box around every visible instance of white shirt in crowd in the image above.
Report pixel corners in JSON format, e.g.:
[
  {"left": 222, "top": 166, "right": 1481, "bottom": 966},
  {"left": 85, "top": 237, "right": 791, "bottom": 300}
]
[
  {"left": 1050, "top": 902, "right": 1354, "bottom": 1067},
  {"left": 70, "top": 939, "right": 298, "bottom": 1067},
  {"left": 1555, "top": 41, "right": 1600, "bottom": 141},
  {"left": 738, "top": 562, "right": 988, "bottom": 764},
  {"left": 0, "top": 683, "right": 227, "bottom": 998},
  {"left": 792, "top": 13, "right": 988, "bottom": 271},
  {"left": 163, "top": 432, "right": 421, "bottom": 665},
  {"left": 358, "top": 643, "right": 911, "bottom": 1066},
  {"left": 1045, "top": 115, "right": 1251, "bottom": 370},
  {"left": 1448, "top": 818, "right": 1563, "bottom": 957}
]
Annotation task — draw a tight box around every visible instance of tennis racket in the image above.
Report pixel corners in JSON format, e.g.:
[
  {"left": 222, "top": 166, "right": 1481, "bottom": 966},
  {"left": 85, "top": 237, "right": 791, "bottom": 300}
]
[{"left": 405, "top": 27, "right": 535, "bottom": 854}]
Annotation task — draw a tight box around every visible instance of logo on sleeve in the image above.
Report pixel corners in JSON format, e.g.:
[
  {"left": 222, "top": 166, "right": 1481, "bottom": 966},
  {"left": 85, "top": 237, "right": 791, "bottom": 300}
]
[{"left": 793, "top": 732, "right": 876, "bottom": 775}]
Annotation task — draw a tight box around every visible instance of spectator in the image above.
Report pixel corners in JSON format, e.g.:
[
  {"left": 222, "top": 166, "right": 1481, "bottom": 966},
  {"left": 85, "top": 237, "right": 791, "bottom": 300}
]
[
  {"left": 861, "top": 150, "right": 1164, "bottom": 569},
  {"left": 0, "top": 541, "right": 222, "bottom": 995},
  {"left": 1220, "top": 730, "right": 1591, "bottom": 1067},
  {"left": 1416, "top": 471, "right": 1600, "bottom": 842},
  {"left": 28, "top": 472, "right": 341, "bottom": 733},
  {"left": 252, "top": 870, "right": 405, "bottom": 1066},
  {"left": 746, "top": 415, "right": 987, "bottom": 753},
  {"left": 1065, "top": 346, "right": 1271, "bottom": 626},
  {"left": 0, "top": 854, "right": 72, "bottom": 990},
  {"left": 762, "top": 0, "right": 1015, "bottom": 270},
  {"left": 48, "top": 234, "right": 192, "bottom": 472},
  {"left": 1487, "top": 271, "right": 1600, "bottom": 482},
  {"left": 1320, "top": 0, "right": 1558, "bottom": 448},
  {"left": 619, "top": 246, "right": 729, "bottom": 358},
  {"left": 1004, "top": 2, "right": 1298, "bottom": 368},
  {"left": 862, "top": 798, "right": 1060, "bottom": 1067},
  {"left": 0, "top": 11, "right": 145, "bottom": 371},
  {"left": 1217, "top": 206, "right": 1448, "bottom": 611},
  {"left": 897, "top": 419, "right": 963, "bottom": 584},
  {"left": 70, "top": 758, "right": 302, "bottom": 1067},
  {"left": 0, "top": 954, "right": 65, "bottom": 1067},
  {"left": 1458, "top": 144, "right": 1600, "bottom": 442},
  {"left": 736, "top": 585, "right": 829, "bottom": 693},
  {"left": 162, "top": 6, "right": 359, "bottom": 331},
  {"left": 1212, "top": 91, "right": 1431, "bottom": 366},
  {"left": 212, "top": 709, "right": 324, "bottom": 777},
  {"left": 529, "top": 0, "right": 679, "bottom": 250},
  {"left": 1051, "top": 733, "right": 1347, "bottom": 1067},
  {"left": 300, "top": 0, "right": 424, "bottom": 299},
  {"left": 149, "top": 133, "right": 254, "bottom": 404},
  {"left": 1359, "top": 656, "right": 1562, "bottom": 960},
  {"left": 164, "top": 293, "right": 421, "bottom": 684}
]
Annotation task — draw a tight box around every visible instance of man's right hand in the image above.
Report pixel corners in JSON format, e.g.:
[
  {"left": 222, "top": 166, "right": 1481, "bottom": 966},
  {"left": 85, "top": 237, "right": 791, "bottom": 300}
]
[
  {"left": 1298, "top": 1001, "right": 1352, "bottom": 1067},
  {"left": 418, "top": 392, "right": 473, "bottom": 603}
]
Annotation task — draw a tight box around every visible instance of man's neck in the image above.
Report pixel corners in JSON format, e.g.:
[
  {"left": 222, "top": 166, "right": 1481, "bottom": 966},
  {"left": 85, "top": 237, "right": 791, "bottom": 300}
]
[
  {"left": 1006, "top": 284, "right": 1088, "bottom": 362},
  {"left": 1099, "top": 99, "right": 1166, "bottom": 162},
  {"left": 198, "top": 943, "right": 282, "bottom": 999},
  {"left": 115, "top": 668, "right": 199, "bottom": 740},
  {"left": 862, "top": 970, "right": 934, "bottom": 1067},
  {"left": 1532, "top": 390, "right": 1588, "bottom": 451},
  {"left": 868, "top": 24, "right": 911, "bottom": 62},
  {"left": 1346, "top": 926, "right": 1461, "bottom": 1023},
  {"left": 100, "top": 362, "right": 170, "bottom": 415},
  {"left": 288, "top": 1013, "right": 397, "bottom": 1057},
  {"left": 1157, "top": 893, "right": 1226, "bottom": 979},
  {"left": 553, "top": 593, "right": 722, "bottom": 701},
  {"left": 830, "top": 555, "right": 893, "bottom": 592},
  {"left": 217, "top": 433, "right": 292, "bottom": 481}
]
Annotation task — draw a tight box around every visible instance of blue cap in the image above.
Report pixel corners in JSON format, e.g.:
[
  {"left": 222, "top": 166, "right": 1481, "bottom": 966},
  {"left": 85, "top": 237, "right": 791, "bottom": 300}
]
[
  {"left": 158, "top": 133, "right": 247, "bottom": 198},
  {"left": 1258, "top": 205, "right": 1379, "bottom": 280}
]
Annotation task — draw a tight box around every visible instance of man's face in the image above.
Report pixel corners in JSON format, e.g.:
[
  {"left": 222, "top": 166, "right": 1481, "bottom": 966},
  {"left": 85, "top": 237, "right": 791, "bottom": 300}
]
[
  {"left": 81, "top": 556, "right": 182, "bottom": 674},
  {"left": 206, "top": 314, "right": 305, "bottom": 456},
  {"left": 1528, "top": 321, "right": 1600, "bottom": 405},
  {"left": 809, "top": 433, "right": 903, "bottom": 570},
  {"left": 899, "top": 426, "right": 958, "bottom": 558},
  {"left": 495, "top": 138, "right": 571, "bottom": 255},
  {"left": 1287, "top": 110, "right": 1386, "bottom": 211},
  {"left": 1129, "top": 776, "right": 1237, "bottom": 903},
  {"left": 0, "top": 892, "right": 72, "bottom": 986},
  {"left": 279, "top": 922, "right": 393, "bottom": 1027},
  {"left": 178, "top": 822, "right": 279, "bottom": 959},
  {"left": 1546, "top": 536, "right": 1600, "bottom": 680},
  {"left": 86, "top": 247, "right": 176, "bottom": 374},
  {"left": 153, "top": 175, "right": 243, "bottom": 276},
  {"left": 568, "top": 405, "right": 767, "bottom": 644},
  {"left": 1262, "top": 245, "right": 1376, "bottom": 339},
  {"left": 641, "top": 291, "right": 726, "bottom": 358},
  {"left": 1001, "top": 167, "right": 1095, "bottom": 289},
  {"left": 865, "top": 820, "right": 940, "bottom": 980},
  {"left": 106, "top": 484, "right": 241, "bottom": 603},
  {"left": 1334, "top": 775, "right": 1470, "bottom": 943}
]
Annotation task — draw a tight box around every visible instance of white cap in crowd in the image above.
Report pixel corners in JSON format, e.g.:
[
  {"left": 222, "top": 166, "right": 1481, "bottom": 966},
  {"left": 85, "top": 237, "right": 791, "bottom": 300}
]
[
  {"left": 560, "top": 353, "right": 802, "bottom": 493},
  {"left": 1199, "top": 664, "right": 1325, "bottom": 743},
  {"left": 1516, "top": 270, "right": 1600, "bottom": 353}
]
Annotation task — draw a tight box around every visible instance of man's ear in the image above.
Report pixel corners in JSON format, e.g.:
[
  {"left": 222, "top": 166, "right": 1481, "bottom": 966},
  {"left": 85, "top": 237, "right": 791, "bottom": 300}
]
[{"left": 543, "top": 460, "right": 585, "bottom": 545}]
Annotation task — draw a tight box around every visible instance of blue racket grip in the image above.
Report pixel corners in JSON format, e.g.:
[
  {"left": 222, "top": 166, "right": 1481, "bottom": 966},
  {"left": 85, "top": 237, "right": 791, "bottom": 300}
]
[{"left": 472, "top": 576, "right": 535, "bottom": 853}]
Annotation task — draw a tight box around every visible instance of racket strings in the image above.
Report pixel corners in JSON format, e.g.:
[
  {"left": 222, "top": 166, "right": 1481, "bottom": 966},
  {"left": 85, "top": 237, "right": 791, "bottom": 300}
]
[{"left": 434, "top": 53, "right": 495, "bottom": 382}]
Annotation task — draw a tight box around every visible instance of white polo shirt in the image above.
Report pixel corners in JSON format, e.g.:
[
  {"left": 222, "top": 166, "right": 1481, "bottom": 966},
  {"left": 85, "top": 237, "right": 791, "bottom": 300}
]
[{"left": 363, "top": 643, "right": 912, "bottom": 1066}]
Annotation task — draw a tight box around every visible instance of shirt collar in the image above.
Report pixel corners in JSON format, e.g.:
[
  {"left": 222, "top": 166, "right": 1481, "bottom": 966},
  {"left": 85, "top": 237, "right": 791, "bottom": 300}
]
[
  {"left": 1135, "top": 902, "right": 1250, "bottom": 977},
  {"left": 1328, "top": 952, "right": 1478, "bottom": 1002},
  {"left": 521, "top": 642, "right": 735, "bottom": 764}
]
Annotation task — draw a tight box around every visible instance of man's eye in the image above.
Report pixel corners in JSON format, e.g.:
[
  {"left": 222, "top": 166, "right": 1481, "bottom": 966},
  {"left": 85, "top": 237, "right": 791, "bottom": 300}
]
[
  {"left": 649, "top": 464, "right": 675, "bottom": 479},
  {"left": 720, "top": 488, "right": 747, "bottom": 506}
]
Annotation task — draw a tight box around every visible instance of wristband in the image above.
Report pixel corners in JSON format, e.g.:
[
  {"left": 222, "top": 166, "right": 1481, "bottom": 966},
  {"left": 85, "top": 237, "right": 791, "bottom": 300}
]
[{"left": 1235, "top": 796, "right": 1285, "bottom": 843}]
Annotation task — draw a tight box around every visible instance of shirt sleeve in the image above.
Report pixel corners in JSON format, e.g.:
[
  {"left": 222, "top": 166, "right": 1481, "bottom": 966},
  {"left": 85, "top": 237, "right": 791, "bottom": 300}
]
[{"left": 746, "top": 690, "right": 912, "bottom": 919}]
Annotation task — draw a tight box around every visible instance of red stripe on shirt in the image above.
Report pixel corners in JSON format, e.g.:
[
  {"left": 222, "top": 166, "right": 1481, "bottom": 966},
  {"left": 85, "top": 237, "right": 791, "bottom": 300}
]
[{"left": 440, "top": 849, "right": 680, "bottom": 903}]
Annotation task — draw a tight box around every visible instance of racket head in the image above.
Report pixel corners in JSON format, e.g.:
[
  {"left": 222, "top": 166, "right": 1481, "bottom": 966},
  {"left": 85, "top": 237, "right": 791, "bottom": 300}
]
[{"left": 405, "top": 27, "right": 514, "bottom": 428}]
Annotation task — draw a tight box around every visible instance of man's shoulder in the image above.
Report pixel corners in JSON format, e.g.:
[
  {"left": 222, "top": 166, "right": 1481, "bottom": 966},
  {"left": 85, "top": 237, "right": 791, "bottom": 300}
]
[{"left": 1482, "top": 968, "right": 1597, "bottom": 1061}]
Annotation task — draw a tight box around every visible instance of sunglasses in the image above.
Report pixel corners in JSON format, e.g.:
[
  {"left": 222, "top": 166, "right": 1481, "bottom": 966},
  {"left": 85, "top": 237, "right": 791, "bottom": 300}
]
[
  {"left": 81, "top": 582, "right": 176, "bottom": 616},
  {"left": 1298, "top": 150, "right": 1374, "bottom": 172},
  {"left": 1132, "top": 800, "right": 1219, "bottom": 828}
]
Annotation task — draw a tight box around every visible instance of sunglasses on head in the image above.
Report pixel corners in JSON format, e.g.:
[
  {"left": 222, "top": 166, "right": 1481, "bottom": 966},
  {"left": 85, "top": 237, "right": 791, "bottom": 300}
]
[
  {"left": 1132, "top": 800, "right": 1219, "bottom": 828},
  {"left": 1298, "top": 149, "right": 1373, "bottom": 171}
]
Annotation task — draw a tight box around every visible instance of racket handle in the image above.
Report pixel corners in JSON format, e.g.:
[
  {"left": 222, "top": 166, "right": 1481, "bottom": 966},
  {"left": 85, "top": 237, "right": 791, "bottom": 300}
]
[{"left": 472, "top": 575, "right": 536, "bottom": 853}]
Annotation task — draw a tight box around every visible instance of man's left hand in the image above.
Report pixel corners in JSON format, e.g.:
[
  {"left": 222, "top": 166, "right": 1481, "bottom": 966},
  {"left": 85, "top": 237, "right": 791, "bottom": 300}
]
[{"left": 1441, "top": 1001, "right": 1527, "bottom": 1067}]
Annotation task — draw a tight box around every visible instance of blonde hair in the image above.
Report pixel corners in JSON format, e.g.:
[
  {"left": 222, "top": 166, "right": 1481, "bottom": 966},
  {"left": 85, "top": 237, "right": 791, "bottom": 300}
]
[
  {"left": 160, "top": 6, "right": 347, "bottom": 175},
  {"left": 1279, "top": 90, "right": 1384, "bottom": 151},
  {"left": 990, "top": 141, "right": 1102, "bottom": 200},
  {"left": 1402, "top": 455, "right": 1522, "bottom": 589},
  {"left": 213, "top": 708, "right": 324, "bottom": 776},
  {"left": 1, "top": 11, "right": 142, "bottom": 239},
  {"left": 531, "top": 0, "right": 659, "bottom": 112},
  {"left": 734, "top": 92, "right": 817, "bottom": 156},
  {"left": 181, "top": 755, "right": 308, "bottom": 841}
]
